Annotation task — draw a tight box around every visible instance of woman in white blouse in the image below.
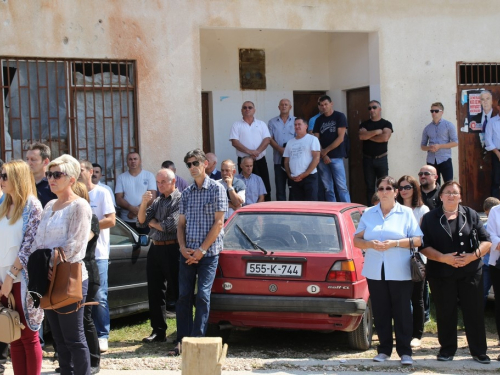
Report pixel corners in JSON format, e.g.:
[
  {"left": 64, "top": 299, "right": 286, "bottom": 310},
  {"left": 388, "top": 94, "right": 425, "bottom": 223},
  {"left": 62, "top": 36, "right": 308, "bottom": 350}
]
[
  {"left": 32, "top": 154, "right": 92, "bottom": 375},
  {"left": 396, "top": 175, "right": 429, "bottom": 349}
]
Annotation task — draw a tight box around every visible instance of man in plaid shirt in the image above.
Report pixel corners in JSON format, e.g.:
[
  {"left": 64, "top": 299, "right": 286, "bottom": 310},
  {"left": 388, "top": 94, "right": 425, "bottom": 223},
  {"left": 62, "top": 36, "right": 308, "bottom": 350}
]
[{"left": 173, "top": 149, "right": 227, "bottom": 355}]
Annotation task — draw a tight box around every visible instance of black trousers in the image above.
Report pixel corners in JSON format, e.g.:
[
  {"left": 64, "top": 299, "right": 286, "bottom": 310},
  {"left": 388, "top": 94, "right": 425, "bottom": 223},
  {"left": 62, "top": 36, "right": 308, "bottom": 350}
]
[
  {"left": 489, "top": 265, "right": 500, "bottom": 341},
  {"left": 83, "top": 282, "right": 100, "bottom": 368},
  {"left": 147, "top": 243, "right": 180, "bottom": 335},
  {"left": 411, "top": 280, "right": 425, "bottom": 340},
  {"left": 428, "top": 270, "right": 487, "bottom": 357},
  {"left": 362, "top": 155, "right": 388, "bottom": 206},
  {"left": 367, "top": 278, "right": 413, "bottom": 357},
  {"left": 428, "top": 158, "right": 453, "bottom": 186},
  {"left": 290, "top": 173, "right": 318, "bottom": 201},
  {"left": 238, "top": 156, "right": 271, "bottom": 201}
]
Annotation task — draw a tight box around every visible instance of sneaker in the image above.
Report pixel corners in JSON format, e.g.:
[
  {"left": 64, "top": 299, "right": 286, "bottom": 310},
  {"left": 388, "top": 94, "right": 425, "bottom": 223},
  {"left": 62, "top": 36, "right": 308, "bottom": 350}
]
[
  {"left": 437, "top": 354, "right": 453, "bottom": 361},
  {"left": 98, "top": 338, "right": 108, "bottom": 353},
  {"left": 373, "top": 353, "right": 390, "bottom": 362},
  {"left": 473, "top": 354, "right": 490, "bottom": 364},
  {"left": 410, "top": 338, "right": 421, "bottom": 347},
  {"left": 401, "top": 355, "right": 413, "bottom": 365}
]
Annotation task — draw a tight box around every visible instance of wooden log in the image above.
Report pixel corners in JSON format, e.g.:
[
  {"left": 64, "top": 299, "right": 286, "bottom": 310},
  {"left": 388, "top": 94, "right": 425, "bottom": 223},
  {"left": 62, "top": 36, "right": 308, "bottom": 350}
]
[{"left": 181, "top": 337, "right": 228, "bottom": 375}]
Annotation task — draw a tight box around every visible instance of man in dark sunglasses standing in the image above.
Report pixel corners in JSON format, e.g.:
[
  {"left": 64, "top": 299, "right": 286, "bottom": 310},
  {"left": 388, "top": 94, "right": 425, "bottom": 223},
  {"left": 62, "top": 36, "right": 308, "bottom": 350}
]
[
  {"left": 359, "top": 100, "right": 393, "bottom": 205},
  {"left": 421, "top": 102, "right": 458, "bottom": 185},
  {"left": 229, "top": 101, "right": 272, "bottom": 201}
]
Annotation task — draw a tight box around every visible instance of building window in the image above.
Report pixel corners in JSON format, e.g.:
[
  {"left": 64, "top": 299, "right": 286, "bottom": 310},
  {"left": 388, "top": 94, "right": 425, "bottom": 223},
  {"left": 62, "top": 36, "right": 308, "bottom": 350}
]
[
  {"left": 458, "top": 63, "right": 500, "bottom": 85},
  {"left": 0, "top": 57, "right": 138, "bottom": 187},
  {"left": 239, "top": 49, "right": 266, "bottom": 90}
]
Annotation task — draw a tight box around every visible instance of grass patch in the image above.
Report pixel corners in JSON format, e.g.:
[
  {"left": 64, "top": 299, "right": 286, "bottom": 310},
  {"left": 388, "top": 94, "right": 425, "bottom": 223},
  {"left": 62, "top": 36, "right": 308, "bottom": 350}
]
[{"left": 109, "top": 312, "right": 178, "bottom": 343}]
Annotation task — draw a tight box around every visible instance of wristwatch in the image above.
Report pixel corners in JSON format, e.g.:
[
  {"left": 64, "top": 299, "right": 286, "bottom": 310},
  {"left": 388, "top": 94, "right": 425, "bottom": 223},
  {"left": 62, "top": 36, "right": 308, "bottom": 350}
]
[
  {"left": 227, "top": 187, "right": 234, "bottom": 192},
  {"left": 198, "top": 247, "right": 207, "bottom": 255}
]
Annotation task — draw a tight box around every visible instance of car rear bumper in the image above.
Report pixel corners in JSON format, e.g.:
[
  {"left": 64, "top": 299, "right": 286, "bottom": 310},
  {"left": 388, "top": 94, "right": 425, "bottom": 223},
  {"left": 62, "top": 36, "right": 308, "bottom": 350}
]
[{"left": 210, "top": 294, "right": 366, "bottom": 316}]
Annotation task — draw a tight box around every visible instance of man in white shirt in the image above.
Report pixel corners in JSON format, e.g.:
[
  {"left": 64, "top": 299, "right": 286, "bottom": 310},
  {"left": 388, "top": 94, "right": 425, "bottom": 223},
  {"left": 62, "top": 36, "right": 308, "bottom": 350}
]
[
  {"left": 218, "top": 160, "right": 245, "bottom": 220},
  {"left": 115, "top": 152, "right": 156, "bottom": 234},
  {"left": 485, "top": 98, "right": 500, "bottom": 198},
  {"left": 91, "top": 162, "right": 116, "bottom": 206},
  {"left": 284, "top": 117, "right": 321, "bottom": 201},
  {"left": 79, "top": 160, "right": 116, "bottom": 355},
  {"left": 236, "top": 156, "right": 266, "bottom": 205},
  {"left": 229, "top": 101, "right": 271, "bottom": 201}
]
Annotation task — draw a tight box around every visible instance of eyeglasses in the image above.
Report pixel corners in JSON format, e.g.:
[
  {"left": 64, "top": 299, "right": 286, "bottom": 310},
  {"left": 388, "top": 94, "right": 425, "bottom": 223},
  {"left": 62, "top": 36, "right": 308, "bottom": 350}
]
[
  {"left": 399, "top": 185, "right": 413, "bottom": 191},
  {"left": 418, "top": 171, "right": 435, "bottom": 176},
  {"left": 0, "top": 173, "right": 7, "bottom": 181},
  {"left": 368, "top": 106, "right": 379, "bottom": 110},
  {"left": 443, "top": 192, "right": 460, "bottom": 197},
  {"left": 185, "top": 161, "right": 201, "bottom": 169},
  {"left": 430, "top": 109, "right": 443, "bottom": 113},
  {"left": 242, "top": 106, "right": 254, "bottom": 110},
  {"left": 45, "top": 171, "right": 68, "bottom": 180},
  {"left": 377, "top": 186, "right": 394, "bottom": 192}
]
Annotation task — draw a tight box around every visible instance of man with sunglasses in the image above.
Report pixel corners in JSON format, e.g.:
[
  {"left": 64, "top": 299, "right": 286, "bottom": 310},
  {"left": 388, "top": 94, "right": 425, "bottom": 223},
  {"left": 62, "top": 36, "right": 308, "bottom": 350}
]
[
  {"left": 229, "top": 101, "right": 271, "bottom": 201},
  {"left": 421, "top": 102, "right": 458, "bottom": 185},
  {"left": 418, "top": 165, "right": 442, "bottom": 210},
  {"left": 173, "top": 149, "right": 227, "bottom": 356},
  {"left": 359, "top": 100, "right": 393, "bottom": 205}
]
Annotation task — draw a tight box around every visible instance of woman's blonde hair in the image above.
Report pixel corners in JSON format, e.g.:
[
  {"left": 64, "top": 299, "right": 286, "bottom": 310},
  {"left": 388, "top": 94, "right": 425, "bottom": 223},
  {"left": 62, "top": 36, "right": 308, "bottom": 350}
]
[
  {"left": 72, "top": 181, "right": 89, "bottom": 203},
  {"left": 0, "top": 160, "right": 36, "bottom": 224},
  {"left": 47, "top": 154, "right": 80, "bottom": 181}
]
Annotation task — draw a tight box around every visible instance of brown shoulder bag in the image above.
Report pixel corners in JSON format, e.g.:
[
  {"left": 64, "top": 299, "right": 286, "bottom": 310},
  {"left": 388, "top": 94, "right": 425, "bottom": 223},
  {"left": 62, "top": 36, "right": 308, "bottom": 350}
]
[{"left": 0, "top": 293, "right": 25, "bottom": 343}]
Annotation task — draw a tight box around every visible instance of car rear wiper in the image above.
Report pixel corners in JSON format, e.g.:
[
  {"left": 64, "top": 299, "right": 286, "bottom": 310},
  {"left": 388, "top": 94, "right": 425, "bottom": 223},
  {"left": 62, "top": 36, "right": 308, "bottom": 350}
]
[{"left": 235, "top": 224, "right": 268, "bottom": 255}]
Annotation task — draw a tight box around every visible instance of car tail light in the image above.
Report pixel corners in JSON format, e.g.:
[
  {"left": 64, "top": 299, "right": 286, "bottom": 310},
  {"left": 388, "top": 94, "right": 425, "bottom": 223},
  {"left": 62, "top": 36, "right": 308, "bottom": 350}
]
[{"left": 326, "top": 260, "right": 356, "bottom": 282}]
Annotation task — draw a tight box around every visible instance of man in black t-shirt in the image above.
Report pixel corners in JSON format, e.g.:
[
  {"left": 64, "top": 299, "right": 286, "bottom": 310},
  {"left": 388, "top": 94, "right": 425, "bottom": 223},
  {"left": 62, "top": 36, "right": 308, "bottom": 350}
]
[
  {"left": 313, "top": 95, "right": 351, "bottom": 202},
  {"left": 359, "top": 100, "right": 393, "bottom": 205},
  {"left": 419, "top": 165, "right": 442, "bottom": 210}
]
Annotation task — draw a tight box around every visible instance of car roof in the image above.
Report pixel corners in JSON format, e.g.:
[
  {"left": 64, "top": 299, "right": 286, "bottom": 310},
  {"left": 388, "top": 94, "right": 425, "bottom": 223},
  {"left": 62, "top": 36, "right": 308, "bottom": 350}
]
[{"left": 235, "top": 201, "right": 365, "bottom": 214}]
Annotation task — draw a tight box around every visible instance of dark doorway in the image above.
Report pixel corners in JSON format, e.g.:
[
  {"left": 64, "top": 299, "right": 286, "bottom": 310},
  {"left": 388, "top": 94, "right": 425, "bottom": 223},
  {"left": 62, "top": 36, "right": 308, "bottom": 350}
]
[
  {"left": 201, "top": 92, "right": 211, "bottom": 153},
  {"left": 293, "top": 91, "right": 326, "bottom": 122},
  {"left": 346, "top": 87, "right": 370, "bottom": 205}
]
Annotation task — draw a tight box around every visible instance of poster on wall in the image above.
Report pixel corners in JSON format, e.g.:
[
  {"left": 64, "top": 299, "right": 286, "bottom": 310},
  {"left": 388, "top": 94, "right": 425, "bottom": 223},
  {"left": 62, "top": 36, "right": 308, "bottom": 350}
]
[{"left": 468, "top": 90, "right": 485, "bottom": 133}]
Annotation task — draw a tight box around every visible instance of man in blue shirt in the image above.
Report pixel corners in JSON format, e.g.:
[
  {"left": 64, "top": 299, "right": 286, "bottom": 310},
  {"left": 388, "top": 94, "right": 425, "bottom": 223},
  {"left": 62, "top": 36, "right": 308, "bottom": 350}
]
[
  {"left": 174, "top": 149, "right": 227, "bottom": 355},
  {"left": 421, "top": 102, "right": 458, "bottom": 185},
  {"left": 484, "top": 98, "right": 500, "bottom": 198},
  {"left": 268, "top": 99, "right": 295, "bottom": 201}
]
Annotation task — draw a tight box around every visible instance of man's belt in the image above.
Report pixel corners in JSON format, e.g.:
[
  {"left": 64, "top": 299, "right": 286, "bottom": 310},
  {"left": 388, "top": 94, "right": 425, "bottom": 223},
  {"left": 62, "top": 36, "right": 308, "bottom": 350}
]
[
  {"left": 153, "top": 240, "right": 178, "bottom": 246},
  {"left": 363, "top": 152, "right": 388, "bottom": 159}
]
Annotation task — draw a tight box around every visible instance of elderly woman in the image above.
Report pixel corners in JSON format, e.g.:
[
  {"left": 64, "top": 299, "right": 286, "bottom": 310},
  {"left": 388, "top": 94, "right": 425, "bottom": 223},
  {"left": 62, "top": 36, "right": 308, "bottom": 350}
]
[
  {"left": 354, "top": 176, "right": 422, "bottom": 366},
  {"left": 0, "top": 160, "right": 43, "bottom": 375},
  {"left": 420, "top": 181, "right": 491, "bottom": 364},
  {"left": 32, "top": 154, "right": 92, "bottom": 375},
  {"left": 396, "top": 175, "right": 429, "bottom": 348}
]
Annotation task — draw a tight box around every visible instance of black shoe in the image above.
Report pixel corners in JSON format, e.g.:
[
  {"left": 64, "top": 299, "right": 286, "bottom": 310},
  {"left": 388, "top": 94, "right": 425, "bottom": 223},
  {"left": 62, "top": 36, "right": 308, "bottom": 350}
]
[
  {"left": 142, "top": 332, "right": 167, "bottom": 343},
  {"left": 473, "top": 354, "right": 491, "bottom": 364},
  {"left": 55, "top": 367, "right": 61, "bottom": 373},
  {"left": 91, "top": 366, "right": 100, "bottom": 374},
  {"left": 437, "top": 354, "right": 454, "bottom": 361}
]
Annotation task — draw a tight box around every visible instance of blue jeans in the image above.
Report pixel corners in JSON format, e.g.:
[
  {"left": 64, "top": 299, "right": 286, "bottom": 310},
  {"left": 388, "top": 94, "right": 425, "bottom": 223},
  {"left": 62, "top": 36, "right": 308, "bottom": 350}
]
[
  {"left": 274, "top": 164, "right": 290, "bottom": 201},
  {"left": 317, "top": 158, "right": 351, "bottom": 202},
  {"left": 176, "top": 255, "right": 219, "bottom": 341},
  {"left": 92, "top": 259, "right": 110, "bottom": 339}
]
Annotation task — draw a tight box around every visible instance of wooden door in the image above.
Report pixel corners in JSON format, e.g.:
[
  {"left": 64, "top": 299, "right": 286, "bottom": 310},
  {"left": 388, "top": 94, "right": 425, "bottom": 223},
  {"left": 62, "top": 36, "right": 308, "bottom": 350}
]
[
  {"left": 292, "top": 91, "right": 326, "bottom": 121},
  {"left": 201, "top": 92, "right": 211, "bottom": 153},
  {"left": 346, "top": 87, "right": 370, "bottom": 205}
]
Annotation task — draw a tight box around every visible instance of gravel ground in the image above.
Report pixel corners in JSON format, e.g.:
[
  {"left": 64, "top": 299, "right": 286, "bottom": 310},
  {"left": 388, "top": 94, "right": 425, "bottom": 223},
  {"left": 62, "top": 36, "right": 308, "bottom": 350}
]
[{"left": 27, "top": 329, "right": 500, "bottom": 373}]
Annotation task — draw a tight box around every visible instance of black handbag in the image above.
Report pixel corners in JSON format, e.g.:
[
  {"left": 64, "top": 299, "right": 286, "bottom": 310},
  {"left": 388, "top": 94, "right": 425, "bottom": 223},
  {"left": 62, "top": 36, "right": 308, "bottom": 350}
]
[{"left": 409, "top": 237, "right": 426, "bottom": 282}]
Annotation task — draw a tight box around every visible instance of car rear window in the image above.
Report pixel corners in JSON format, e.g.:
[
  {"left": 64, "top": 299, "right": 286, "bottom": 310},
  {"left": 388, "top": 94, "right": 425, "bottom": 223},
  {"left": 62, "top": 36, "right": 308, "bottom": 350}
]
[{"left": 224, "top": 213, "right": 342, "bottom": 253}]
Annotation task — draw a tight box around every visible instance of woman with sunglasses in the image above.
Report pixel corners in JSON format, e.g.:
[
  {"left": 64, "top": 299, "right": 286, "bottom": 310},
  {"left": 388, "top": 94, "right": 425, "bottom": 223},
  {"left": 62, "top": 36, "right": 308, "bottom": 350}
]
[
  {"left": 396, "top": 175, "right": 429, "bottom": 349},
  {"left": 354, "top": 176, "right": 422, "bottom": 366},
  {"left": 420, "top": 181, "right": 491, "bottom": 364},
  {"left": 32, "top": 154, "right": 92, "bottom": 375},
  {"left": 0, "top": 160, "right": 43, "bottom": 375}
]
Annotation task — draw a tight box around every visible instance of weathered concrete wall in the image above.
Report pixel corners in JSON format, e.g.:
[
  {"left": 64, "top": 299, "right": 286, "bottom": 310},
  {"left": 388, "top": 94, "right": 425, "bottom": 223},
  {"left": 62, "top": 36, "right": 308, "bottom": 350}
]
[{"left": 1, "top": 0, "right": 499, "bottom": 186}]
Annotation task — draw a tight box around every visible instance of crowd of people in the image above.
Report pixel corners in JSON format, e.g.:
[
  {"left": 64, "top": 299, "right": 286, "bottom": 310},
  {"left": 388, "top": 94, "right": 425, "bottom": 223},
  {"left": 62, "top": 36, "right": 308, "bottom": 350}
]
[{"left": 1, "top": 93, "right": 500, "bottom": 374}]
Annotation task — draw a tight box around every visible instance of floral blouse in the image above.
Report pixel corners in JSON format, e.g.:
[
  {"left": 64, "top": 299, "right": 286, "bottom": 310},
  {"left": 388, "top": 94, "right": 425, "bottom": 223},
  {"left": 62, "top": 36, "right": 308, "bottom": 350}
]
[{"left": 33, "top": 198, "right": 92, "bottom": 281}]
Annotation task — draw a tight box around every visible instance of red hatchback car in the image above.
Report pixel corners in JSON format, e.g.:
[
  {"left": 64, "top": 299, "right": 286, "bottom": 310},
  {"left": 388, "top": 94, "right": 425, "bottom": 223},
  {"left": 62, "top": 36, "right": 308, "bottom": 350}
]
[{"left": 208, "top": 201, "right": 372, "bottom": 350}]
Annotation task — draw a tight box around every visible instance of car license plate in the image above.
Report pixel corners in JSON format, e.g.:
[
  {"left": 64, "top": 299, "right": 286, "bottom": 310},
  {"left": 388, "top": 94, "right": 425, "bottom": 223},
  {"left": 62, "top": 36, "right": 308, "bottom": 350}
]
[{"left": 246, "top": 262, "right": 302, "bottom": 277}]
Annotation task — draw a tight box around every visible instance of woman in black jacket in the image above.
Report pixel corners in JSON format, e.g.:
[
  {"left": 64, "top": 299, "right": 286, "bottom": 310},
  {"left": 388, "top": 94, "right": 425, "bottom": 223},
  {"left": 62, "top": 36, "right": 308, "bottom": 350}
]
[{"left": 420, "top": 181, "right": 491, "bottom": 364}]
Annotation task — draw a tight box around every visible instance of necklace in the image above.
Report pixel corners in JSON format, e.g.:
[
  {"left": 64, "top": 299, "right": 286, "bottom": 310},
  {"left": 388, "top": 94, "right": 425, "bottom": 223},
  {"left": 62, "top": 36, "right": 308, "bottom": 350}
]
[{"left": 443, "top": 208, "right": 458, "bottom": 213}]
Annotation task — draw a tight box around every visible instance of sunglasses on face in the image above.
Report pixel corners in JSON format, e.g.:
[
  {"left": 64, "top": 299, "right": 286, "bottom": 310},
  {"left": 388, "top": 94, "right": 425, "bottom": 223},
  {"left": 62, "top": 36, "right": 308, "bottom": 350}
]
[
  {"left": 185, "top": 161, "right": 201, "bottom": 169},
  {"left": 377, "top": 186, "right": 394, "bottom": 192},
  {"left": 418, "top": 171, "right": 435, "bottom": 176},
  {"left": 242, "top": 106, "right": 254, "bottom": 110},
  {"left": 0, "top": 173, "right": 7, "bottom": 181},
  {"left": 430, "top": 109, "right": 442, "bottom": 113},
  {"left": 45, "top": 171, "right": 68, "bottom": 180},
  {"left": 368, "top": 106, "right": 379, "bottom": 110},
  {"left": 399, "top": 185, "right": 413, "bottom": 191}
]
